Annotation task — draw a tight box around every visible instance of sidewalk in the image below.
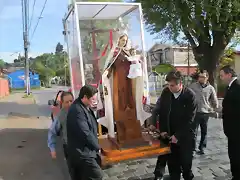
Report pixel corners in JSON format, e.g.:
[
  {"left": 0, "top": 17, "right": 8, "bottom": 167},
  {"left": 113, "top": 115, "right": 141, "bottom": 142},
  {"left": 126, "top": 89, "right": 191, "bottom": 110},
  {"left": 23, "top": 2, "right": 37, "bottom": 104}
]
[
  {"left": 0, "top": 92, "right": 50, "bottom": 118},
  {"left": 0, "top": 93, "right": 69, "bottom": 180},
  {"left": 0, "top": 92, "right": 36, "bottom": 104}
]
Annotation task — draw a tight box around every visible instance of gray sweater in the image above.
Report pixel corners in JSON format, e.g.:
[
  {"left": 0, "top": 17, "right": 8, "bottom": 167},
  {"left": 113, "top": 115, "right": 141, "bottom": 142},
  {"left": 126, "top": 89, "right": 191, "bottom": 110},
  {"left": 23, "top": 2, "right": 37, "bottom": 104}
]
[{"left": 189, "top": 82, "right": 218, "bottom": 113}]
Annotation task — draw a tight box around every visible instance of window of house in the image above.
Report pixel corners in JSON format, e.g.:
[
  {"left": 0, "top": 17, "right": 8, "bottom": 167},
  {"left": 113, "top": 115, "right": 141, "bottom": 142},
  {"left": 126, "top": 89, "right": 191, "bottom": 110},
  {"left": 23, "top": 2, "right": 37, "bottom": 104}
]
[{"left": 159, "top": 53, "right": 163, "bottom": 64}]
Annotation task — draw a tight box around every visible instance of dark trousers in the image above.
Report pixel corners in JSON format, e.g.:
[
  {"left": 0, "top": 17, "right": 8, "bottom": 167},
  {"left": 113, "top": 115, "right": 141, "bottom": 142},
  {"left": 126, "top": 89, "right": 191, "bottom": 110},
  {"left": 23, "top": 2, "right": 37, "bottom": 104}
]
[
  {"left": 228, "top": 137, "right": 240, "bottom": 180},
  {"left": 154, "top": 154, "right": 169, "bottom": 177},
  {"left": 168, "top": 142, "right": 194, "bottom": 180},
  {"left": 194, "top": 113, "right": 209, "bottom": 151},
  {"left": 69, "top": 150, "right": 103, "bottom": 180},
  {"left": 63, "top": 144, "right": 76, "bottom": 180}
]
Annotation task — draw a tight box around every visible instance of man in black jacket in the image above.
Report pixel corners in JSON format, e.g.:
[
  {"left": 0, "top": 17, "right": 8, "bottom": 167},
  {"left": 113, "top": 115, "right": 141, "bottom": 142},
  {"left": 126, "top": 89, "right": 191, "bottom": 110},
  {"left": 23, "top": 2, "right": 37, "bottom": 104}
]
[
  {"left": 158, "top": 71, "right": 197, "bottom": 180},
  {"left": 220, "top": 65, "right": 240, "bottom": 180},
  {"left": 149, "top": 97, "right": 169, "bottom": 180},
  {"left": 67, "top": 85, "right": 103, "bottom": 180}
]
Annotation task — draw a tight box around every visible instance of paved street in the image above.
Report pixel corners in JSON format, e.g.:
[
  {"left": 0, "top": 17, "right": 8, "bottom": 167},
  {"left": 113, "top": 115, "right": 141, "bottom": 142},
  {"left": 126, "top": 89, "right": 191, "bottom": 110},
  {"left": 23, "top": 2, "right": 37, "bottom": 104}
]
[
  {"left": 102, "top": 117, "right": 230, "bottom": 180},
  {"left": 0, "top": 89, "right": 231, "bottom": 180},
  {"left": 0, "top": 87, "right": 71, "bottom": 180},
  {"left": 32, "top": 85, "right": 69, "bottom": 117}
]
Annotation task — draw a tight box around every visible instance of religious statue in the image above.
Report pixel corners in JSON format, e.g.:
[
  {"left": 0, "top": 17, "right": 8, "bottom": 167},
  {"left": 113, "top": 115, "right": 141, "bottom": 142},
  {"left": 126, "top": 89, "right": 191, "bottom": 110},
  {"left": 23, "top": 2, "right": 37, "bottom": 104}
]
[
  {"left": 98, "top": 33, "right": 151, "bottom": 147},
  {"left": 127, "top": 48, "right": 143, "bottom": 79}
]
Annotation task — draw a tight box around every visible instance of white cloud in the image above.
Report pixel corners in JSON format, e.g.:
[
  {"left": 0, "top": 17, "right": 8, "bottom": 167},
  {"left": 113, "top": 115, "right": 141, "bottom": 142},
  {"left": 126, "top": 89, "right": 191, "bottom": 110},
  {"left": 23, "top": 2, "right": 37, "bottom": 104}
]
[{"left": 0, "top": 52, "right": 43, "bottom": 63}]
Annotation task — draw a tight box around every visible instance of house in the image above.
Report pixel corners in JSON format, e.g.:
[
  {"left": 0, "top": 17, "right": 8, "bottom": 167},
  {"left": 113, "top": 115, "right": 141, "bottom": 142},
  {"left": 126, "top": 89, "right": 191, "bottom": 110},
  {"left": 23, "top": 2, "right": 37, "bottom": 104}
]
[
  {"left": 147, "top": 43, "right": 198, "bottom": 75},
  {"left": 234, "top": 51, "right": 240, "bottom": 76},
  {"left": 8, "top": 69, "right": 41, "bottom": 89}
]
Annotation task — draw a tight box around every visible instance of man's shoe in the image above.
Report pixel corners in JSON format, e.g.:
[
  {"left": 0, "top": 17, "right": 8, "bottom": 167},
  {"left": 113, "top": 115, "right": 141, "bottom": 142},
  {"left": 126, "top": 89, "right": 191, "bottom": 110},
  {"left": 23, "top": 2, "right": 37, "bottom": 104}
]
[
  {"left": 192, "top": 151, "right": 196, "bottom": 158},
  {"left": 196, "top": 149, "right": 205, "bottom": 155}
]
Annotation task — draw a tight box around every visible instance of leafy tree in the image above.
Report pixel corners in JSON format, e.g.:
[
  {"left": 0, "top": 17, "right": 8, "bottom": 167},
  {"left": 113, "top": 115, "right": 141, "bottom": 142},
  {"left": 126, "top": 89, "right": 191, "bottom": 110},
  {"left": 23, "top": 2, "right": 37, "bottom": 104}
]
[
  {"left": 31, "top": 59, "right": 55, "bottom": 87},
  {"left": 55, "top": 42, "right": 64, "bottom": 54},
  {"left": 79, "top": 0, "right": 125, "bottom": 83},
  {"left": 139, "top": 0, "right": 240, "bottom": 85},
  {"left": 219, "top": 48, "right": 235, "bottom": 68},
  {"left": 0, "top": 59, "right": 5, "bottom": 69},
  {"left": 13, "top": 59, "right": 20, "bottom": 63},
  {"left": 30, "top": 49, "right": 71, "bottom": 86}
]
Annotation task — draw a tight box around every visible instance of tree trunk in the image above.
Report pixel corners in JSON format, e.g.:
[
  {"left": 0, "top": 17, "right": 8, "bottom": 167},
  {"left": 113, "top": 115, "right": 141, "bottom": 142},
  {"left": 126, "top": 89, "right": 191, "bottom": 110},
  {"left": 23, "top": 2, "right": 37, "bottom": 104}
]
[{"left": 194, "top": 48, "right": 224, "bottom": 88}]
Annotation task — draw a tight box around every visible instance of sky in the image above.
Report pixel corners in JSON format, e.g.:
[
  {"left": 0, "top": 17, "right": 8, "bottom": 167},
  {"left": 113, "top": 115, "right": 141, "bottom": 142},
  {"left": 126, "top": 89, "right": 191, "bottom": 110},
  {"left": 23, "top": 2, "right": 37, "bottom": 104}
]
[
  {"left": 0, "top": 0, "right": 157, "bottom": 63},
  {"left": 0, "top": 0, "right": 69, "bottom": 62},
  {"left": 0, "top": 1, "right": 238, "bottom": 63}
]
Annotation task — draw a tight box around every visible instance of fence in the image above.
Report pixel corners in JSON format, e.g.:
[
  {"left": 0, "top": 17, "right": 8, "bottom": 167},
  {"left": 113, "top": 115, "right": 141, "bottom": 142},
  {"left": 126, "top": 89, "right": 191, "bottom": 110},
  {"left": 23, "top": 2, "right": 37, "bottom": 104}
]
[
  {"left": 148, "top": 73, "right": 193, "bottom": 103},
  {"left": 0, "top": 78, "right": 10, "bottom": 98}
]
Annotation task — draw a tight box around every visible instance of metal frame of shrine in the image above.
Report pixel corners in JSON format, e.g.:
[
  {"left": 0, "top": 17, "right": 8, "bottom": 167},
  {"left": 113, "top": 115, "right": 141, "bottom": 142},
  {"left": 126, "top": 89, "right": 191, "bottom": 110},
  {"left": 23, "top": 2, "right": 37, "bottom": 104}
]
[{"left": 63, "top": 2, "right": 170, "bottom": 166}]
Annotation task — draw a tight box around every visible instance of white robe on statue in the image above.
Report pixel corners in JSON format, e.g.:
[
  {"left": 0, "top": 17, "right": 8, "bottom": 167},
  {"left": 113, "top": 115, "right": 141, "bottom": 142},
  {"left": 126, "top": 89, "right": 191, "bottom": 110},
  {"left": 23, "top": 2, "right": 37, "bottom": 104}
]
[{"left": 97, "top": 44, "right": 151, "bottom": 138}]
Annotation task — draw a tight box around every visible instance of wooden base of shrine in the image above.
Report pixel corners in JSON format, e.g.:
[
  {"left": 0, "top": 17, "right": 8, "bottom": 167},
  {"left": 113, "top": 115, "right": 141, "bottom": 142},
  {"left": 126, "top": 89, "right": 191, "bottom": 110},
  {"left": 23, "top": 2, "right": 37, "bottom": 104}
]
[{"left": 99, "top": 132, "right": 171, "bottom": 166}]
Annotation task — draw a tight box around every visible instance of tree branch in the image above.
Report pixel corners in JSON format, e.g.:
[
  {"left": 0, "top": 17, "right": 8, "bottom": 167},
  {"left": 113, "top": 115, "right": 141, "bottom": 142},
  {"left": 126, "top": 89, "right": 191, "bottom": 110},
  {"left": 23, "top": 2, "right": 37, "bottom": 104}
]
[{"left": 183, "top": 30, "right": 196, "bottom": 47}]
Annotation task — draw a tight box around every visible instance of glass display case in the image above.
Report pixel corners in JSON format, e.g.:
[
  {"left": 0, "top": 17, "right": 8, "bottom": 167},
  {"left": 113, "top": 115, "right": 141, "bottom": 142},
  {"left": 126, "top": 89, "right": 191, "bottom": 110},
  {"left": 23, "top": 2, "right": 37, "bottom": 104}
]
[
  {"left": 64, "top": 2, "right": 149, "bottom": 98},
  {"left": 63, "top": 2, "right": 170, "bottom": 165}
]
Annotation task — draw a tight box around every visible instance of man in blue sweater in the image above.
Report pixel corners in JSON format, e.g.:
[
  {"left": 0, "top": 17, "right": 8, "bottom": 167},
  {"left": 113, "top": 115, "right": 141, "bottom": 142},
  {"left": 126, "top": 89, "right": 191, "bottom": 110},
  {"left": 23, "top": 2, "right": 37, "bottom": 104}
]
[{"left": 47, "top": 91, "right": 74, "bottom": 178}]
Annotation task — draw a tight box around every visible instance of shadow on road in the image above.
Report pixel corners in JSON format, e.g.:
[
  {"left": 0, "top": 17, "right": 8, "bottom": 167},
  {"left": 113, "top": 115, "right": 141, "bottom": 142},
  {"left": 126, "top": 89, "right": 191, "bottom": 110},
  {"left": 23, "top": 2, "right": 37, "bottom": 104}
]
[
  {"left": 0, "top": 128, "right": 70, "bottom": 180},
  {"left": 0, "top": 102, "right": 51, "bottom": 118}
]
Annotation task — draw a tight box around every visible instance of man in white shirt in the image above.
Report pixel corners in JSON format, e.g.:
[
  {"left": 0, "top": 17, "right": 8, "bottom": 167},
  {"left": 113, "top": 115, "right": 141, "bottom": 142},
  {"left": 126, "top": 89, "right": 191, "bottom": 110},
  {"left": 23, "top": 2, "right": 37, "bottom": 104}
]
[{"left": 220, "top": 65, "right": 240, "bottom": 180}]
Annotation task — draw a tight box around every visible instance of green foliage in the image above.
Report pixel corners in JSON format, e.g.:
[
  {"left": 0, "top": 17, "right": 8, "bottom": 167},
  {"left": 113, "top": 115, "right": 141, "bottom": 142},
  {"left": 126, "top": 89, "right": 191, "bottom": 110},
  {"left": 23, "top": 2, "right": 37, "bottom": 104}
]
[
  {"left": 231, "top": 31, "right": 240, "bottom": 47},
  {"left": 219, "top": 48, "right": 235, "bottom": 68},
  {"left": 153, "top": 64, "right": 175, "bottom": 74},
  {"left": 0, "top": 59, "right": 5, "bottom": 68},
  {"left": 139, "top": 0, "right": 240, "bottom": 44},
  {"left": 30, "top": 43, "right": 70, "bottom": 86},
  {"left": 55, "top": 42, "right": 63, "bottom": 54},
  {"left": 138, "top": 0, "right": 240, "bottom": 84},
  {"left": 79, "top": 0, "right": 128, "bottom": 82}
]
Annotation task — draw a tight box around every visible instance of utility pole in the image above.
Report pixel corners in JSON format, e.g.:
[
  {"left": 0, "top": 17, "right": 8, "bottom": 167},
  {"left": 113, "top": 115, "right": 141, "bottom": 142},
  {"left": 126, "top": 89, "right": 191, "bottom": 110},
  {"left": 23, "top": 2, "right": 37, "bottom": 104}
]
[
  {"left": 187, "top": 42, "right": 190, "bottom": 76},
  {"left": 22, "top": 0, "right": 30, "bottom": 95}
]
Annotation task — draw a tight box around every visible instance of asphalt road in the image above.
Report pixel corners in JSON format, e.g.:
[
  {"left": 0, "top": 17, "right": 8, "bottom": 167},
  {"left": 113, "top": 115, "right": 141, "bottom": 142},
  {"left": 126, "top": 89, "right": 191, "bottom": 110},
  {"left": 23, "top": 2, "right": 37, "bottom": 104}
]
[
  {"left": 32, "top": 85, "right": 70, "bottom": 117},
  {"left": 0, "top": 86, "right": 71, "bottom": 180},
  {"left": 0, "top": 88, "right": 232, "bottom": 180}
]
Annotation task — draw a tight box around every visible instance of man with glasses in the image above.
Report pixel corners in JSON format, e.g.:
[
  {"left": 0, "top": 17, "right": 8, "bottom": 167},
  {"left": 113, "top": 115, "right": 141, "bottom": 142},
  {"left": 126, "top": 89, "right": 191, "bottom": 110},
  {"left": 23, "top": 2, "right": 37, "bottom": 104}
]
[
  {"left": 157, "top": 71, "right": 197, "bottom": 180},
  {"left": 67, "top": 85, "right": 103, "bottom": 180},
  {"left": 189, "top": 70, "right": 218, "bottom": 155}
]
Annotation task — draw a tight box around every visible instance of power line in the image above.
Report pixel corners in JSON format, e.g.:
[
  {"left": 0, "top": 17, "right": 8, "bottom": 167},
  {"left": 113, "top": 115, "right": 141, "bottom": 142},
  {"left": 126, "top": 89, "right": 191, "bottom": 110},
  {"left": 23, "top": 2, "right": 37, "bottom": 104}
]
[
  {"left": 21, "top": 0, "right": 31, "bottom": 95},
  {"left": 27, "top": 0, "right": 30, "bottom": 29},
  {"left": 29, "top": 0, "right": 37, "bottom": 32},
  {"left": 21, "top": 0, "right": 25, "bottom": 36},
  {"left": 30, "top": 0, "right": 48, "bottom": 40}
]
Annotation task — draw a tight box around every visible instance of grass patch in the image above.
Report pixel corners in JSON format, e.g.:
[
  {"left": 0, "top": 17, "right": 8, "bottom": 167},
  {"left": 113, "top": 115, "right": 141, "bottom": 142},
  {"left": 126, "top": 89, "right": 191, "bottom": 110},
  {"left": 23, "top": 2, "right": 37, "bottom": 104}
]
[
  {"left": 22, "top": 94, "right": 34, "bottom": 98},
  {"left": 12, "top": 87, "right": 41, "bottom": 91}
]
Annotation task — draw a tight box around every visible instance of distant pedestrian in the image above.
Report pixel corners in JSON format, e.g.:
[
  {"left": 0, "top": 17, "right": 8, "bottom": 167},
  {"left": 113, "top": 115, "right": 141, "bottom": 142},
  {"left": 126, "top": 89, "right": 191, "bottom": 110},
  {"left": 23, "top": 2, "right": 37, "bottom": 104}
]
[
  {"left": 156, "top": 71, "right": 197, "bottom": 180},
  {"left": 189, "top": 70, "right": 218, "bottom": 155},
  {"left": 219, "top": 65, "right": 240, "bottom": 180},
  {"left": 47, "top": 91, "right": 74, "bottom": 179},
  {"left": 67, "top": 85, "right": 103, "bottom": 180}
]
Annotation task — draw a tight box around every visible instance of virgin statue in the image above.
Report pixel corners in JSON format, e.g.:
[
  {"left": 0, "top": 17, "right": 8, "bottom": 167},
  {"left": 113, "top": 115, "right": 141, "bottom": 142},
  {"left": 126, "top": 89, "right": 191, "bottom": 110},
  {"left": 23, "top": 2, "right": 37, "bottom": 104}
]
[{"left": 98, "top": 33, "right": 151, "bottom": 146}]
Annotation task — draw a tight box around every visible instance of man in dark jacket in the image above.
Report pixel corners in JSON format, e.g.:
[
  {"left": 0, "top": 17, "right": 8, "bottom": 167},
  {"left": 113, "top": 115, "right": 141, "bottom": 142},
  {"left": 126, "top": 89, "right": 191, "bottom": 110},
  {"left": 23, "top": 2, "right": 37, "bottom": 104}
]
[
  {"left": 67, "top": 85, "right": 103, "bottom": 180},
  {"left": 149, "top": 97, "right": 169, "bottom": 180},
  {"left": 158, "top": 71, "right": 197, "bottom": 180},
  {"left": 220, "top": 65, "right": 240, "bottom": 180}
]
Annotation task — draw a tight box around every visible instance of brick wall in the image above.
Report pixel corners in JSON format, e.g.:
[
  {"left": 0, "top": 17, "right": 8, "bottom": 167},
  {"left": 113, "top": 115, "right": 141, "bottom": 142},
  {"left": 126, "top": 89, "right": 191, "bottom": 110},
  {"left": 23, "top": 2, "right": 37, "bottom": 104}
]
[{"left": 0, "top": 78, "right": 10, "bottom": 98}]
